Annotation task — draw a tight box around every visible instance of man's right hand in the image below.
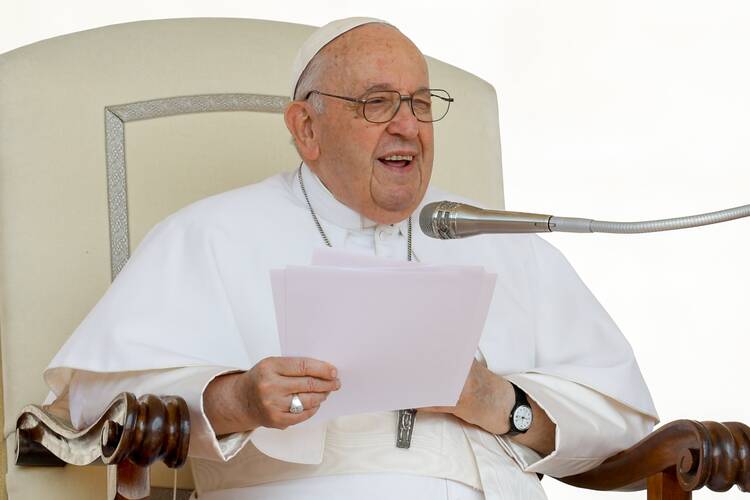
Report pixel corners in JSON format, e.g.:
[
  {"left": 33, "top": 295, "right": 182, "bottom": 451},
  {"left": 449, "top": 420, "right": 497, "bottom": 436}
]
[
  {"left": 204, "top": 357, "right": 340, "bottom": 435},
  {"left": 236, "top": 357, "right": 340, "bottom": 430}
]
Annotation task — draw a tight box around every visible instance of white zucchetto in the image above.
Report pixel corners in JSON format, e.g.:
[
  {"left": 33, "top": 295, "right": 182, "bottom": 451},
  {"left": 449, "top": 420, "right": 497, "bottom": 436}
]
[{"left": 289, "top": 17, "right": 392, "bottom": 99}]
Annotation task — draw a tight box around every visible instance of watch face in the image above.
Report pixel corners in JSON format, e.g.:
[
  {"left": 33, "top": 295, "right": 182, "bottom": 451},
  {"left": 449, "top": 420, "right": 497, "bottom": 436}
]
[{"left": 513, "top": 405, "right": 533, "bottom": 431}]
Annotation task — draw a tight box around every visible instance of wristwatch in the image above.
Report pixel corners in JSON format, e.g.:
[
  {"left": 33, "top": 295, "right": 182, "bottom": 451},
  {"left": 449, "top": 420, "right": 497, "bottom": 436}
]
[{"left": 506, "top": 383, "right": 533, "bottom": 436}]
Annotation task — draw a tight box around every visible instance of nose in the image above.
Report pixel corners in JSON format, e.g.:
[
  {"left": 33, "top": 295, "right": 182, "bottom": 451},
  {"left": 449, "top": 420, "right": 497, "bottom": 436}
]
[{"left": 386, "top": 99, "right": 420, "bottom": 139}]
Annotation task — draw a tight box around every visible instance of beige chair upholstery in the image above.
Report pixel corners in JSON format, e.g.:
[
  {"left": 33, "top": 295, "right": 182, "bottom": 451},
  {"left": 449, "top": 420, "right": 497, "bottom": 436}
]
[{"left": 0, "top": 18, "right": 503, "bottom": 499}]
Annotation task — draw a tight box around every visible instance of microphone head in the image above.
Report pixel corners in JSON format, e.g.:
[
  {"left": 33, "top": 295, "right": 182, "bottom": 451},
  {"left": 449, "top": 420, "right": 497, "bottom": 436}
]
[
  {"left": 419, "top": 202, "right": 441, "bottom": 238},
  {"left": 419, "top": 201, "right": 460, "bottom": 239}
]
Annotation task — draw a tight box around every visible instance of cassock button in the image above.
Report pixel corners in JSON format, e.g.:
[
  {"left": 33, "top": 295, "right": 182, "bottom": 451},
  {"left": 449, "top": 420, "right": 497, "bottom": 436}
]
[{"left": 377, "top": 225, "right": 395, "bottom": 241}]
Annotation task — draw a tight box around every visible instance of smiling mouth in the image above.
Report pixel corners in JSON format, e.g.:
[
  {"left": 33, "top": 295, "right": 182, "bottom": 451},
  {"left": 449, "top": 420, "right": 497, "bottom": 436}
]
[{"left": 378, "top": 154, "right": 414, "bottom": 168}]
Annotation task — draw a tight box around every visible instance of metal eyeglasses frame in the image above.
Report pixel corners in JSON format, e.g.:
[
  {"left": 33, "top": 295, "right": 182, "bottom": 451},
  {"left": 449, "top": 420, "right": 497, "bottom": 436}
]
[{"left": 304, "top": 88, "right": 454, "bottom": 123}]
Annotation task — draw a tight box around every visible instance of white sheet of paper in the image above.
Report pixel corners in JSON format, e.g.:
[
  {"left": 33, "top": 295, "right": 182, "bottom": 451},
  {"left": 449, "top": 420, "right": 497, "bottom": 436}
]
[{"left": 270, "top": 251, "right": 496, "bottom": 425}]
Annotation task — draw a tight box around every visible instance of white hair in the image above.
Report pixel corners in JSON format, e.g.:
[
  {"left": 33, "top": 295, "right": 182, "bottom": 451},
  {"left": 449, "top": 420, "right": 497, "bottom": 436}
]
[
  {"left": 294, "top": 50, "right": 328, "bottom": 114},
  {"left": 293, "top": 23, "right": 403, "bottom": 114}
]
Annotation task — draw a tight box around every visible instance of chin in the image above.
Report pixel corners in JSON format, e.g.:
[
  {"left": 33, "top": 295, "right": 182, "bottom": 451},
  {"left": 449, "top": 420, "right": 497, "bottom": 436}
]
[{"left": 372, "top": 198, "right": 420, "bottom": 224}]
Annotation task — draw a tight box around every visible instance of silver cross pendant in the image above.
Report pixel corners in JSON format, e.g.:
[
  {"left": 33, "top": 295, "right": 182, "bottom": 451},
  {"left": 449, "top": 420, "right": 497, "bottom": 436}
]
[{"left": 396, "top": 409, "right": 417, "bottom": 448}]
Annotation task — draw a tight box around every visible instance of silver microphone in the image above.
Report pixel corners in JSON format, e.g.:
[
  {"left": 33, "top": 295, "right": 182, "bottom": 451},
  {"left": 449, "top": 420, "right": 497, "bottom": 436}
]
[
  {"left": 419, "top": 200, "right": 750, "bottom": 239},
  {"left": 419, "top": 201, "right": 553, "bottom": 239}
]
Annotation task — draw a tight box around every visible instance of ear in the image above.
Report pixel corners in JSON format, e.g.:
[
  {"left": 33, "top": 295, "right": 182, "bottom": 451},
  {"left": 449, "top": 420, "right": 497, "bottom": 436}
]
[{"left": 284, "top": 101, "right": 320, "bottom": 161}]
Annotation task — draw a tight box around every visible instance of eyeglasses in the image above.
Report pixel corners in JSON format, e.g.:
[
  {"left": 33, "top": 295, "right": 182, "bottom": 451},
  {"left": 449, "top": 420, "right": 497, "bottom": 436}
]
[{"left": 305, "top": 88, "right": 454, "bottom": 123}]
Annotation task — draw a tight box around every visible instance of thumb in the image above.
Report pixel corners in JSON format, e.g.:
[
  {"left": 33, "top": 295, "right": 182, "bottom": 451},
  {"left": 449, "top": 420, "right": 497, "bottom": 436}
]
[{"left": 419, "top": 406, "right": 454, "bottom": 413}]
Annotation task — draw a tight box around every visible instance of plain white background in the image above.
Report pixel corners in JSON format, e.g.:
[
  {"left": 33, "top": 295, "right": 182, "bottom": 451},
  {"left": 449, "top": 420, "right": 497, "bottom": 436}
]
[{"left": 2, "top": 1, "right": 748, "bottom": 498}]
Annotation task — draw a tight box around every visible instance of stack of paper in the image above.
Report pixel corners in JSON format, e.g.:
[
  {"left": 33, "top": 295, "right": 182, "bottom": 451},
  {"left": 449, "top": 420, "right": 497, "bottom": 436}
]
[{"left": 270, "top": 248, "right": 496, "bottom": 424}]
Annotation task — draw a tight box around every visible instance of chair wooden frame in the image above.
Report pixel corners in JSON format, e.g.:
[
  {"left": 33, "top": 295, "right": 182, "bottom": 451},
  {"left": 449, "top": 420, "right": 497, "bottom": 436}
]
[
  {"left": 15, "top": 393, "right": 189, "bottom": 500},
  {"left": 14, "top": 393, "right": 749, "bottom": 499}
]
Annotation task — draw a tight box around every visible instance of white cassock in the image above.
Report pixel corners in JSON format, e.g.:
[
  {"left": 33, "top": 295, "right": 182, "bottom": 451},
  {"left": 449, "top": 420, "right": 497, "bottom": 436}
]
[{"left": 44, "top": 164, "right": 658, "bottom": 499}]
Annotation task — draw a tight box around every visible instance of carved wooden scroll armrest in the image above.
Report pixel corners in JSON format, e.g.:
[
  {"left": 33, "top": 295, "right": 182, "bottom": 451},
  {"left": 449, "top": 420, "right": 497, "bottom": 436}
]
[
  {"left": 15, "top": 392, "right": 190, "bottom": 500},
  {"left": 559, "top": 420, "right": 750, "bottom": 497}
]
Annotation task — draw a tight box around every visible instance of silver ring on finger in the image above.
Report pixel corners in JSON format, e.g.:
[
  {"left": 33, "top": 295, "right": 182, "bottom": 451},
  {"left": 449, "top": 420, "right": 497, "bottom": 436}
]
[{"left": 289, "top": 394, "right": 304, "bottom": 414}]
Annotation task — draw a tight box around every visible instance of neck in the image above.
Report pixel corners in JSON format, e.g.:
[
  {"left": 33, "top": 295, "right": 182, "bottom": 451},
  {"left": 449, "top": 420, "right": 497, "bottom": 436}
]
[{"left": 297, "top": 163, "right": 413, "bottom": 261}]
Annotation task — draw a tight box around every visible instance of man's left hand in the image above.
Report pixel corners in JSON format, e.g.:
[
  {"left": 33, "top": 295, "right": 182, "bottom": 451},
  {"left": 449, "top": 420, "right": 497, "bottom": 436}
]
[{"left": 420, "top": 360, "right": 515, "bottom": 435}]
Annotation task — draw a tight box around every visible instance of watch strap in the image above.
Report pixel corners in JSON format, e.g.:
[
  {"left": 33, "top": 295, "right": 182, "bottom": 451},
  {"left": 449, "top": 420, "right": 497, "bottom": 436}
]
[{"left": 506, "top": 382, "right": 532, "bottom": 436}]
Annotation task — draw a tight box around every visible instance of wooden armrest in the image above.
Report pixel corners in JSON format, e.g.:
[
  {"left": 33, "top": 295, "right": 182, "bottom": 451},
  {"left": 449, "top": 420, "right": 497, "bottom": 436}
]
[
  {"left": 559, "top": 420, "right": 750, "bottom": 496},
  {"left": 15, "top": 392, "right": 190, "bottom": 500}
]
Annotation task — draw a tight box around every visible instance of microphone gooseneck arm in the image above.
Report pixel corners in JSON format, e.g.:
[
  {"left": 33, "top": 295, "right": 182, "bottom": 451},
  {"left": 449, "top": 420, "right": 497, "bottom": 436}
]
[{"left": 420, "top": 201, "right": 750, "bottom": 239}]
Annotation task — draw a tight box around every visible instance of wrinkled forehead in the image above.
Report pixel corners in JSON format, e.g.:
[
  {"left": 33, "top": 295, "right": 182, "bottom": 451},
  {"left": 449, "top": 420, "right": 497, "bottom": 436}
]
[
  {"left": 291, "top": 18, "right": 391, "bottom": 98},
  {"left": 327, "top": 23, "right": 407, "bottom": 53},
  {"left": 322, "top": 24, "right": 429, "bottom": 93}
]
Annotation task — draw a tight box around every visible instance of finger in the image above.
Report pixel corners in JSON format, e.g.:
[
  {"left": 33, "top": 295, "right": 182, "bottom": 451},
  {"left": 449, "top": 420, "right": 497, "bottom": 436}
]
[
  {"left": 274, "top": 392, "right": 329, "bottom": 412},
  {"left": 275, "top": 357, "right": 338, "bottom": 380},
  {"left": 281, "top": 375, "right": 340, "bottom": 394},
  {"left": 419, "top": 406, "right": 455, "bottom": 413},
  {"left": 275, "top": 405, "right": 321, "bottom": 428}
]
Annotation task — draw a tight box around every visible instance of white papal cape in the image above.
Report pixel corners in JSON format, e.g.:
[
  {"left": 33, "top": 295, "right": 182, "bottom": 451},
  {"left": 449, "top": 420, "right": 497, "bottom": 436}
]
[{"left": 45, "top": 165, "right": 658, "bottom": 499}]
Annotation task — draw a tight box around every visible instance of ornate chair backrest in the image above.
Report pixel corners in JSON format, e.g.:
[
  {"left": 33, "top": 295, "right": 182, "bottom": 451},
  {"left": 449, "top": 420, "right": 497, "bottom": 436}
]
[{"left": 0, "top": 18, "right": 503, "bottom": 499}]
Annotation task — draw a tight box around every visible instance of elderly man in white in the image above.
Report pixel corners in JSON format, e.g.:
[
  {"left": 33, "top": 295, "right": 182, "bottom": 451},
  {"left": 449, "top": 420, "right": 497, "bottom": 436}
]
[{"left": 45, "top": 17, "right": 658, "bottom": 500}]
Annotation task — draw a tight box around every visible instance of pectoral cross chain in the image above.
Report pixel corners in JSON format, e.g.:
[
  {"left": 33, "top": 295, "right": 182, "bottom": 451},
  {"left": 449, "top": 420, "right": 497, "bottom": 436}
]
[{"left": 396, "top": 409, "right": 417, "bottom": 448}]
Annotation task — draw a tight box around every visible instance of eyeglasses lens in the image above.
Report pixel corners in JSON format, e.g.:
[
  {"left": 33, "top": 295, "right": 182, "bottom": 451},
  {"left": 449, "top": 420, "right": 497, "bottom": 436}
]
[{"left": 363, "top": 89, "right": 451, "bottom": 123}]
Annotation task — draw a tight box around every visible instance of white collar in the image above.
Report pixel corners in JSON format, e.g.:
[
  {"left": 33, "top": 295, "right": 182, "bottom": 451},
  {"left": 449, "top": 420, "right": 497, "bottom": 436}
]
[{"left": 294, "top": 163, "right": 410, "bottom": 235}]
